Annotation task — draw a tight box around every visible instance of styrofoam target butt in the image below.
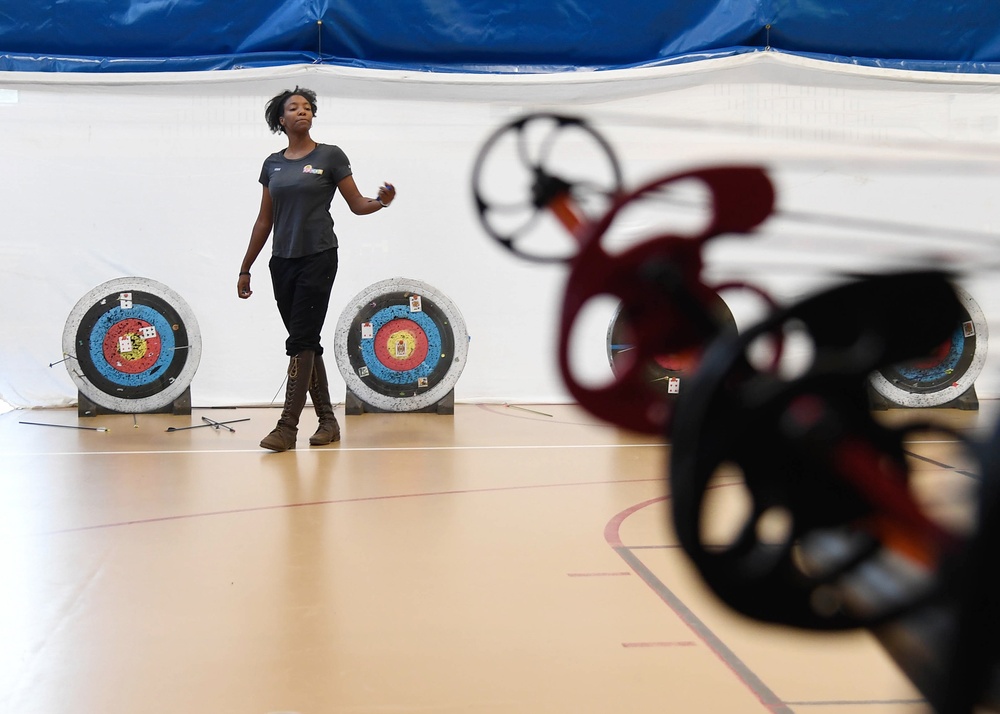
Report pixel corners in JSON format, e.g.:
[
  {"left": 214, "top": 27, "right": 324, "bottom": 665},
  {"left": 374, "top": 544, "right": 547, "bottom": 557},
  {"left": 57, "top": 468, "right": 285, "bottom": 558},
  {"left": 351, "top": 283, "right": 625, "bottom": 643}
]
[
  {"left": 869, "top": 286, "right": 987, "bottom": 407},
  {"left": 62, "top": 277, "right": 201, "bottom": 413},
  {"left": 334, "top": 278, "right": 469, "bottom": 412}
]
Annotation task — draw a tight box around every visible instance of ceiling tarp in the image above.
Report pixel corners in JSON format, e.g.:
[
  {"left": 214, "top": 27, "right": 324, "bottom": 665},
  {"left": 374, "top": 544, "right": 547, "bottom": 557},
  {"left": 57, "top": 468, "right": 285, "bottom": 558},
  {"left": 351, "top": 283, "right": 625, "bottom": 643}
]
[{"left": 2, "top": 0, "right": 1000, "bottom": 73}]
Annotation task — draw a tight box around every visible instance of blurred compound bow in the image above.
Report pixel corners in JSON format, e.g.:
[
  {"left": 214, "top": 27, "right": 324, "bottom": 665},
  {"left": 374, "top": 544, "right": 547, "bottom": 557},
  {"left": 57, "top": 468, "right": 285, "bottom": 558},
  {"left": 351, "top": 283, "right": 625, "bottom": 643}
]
[{"left": 472, "top": 112, "right": 999, "bottom": 713}]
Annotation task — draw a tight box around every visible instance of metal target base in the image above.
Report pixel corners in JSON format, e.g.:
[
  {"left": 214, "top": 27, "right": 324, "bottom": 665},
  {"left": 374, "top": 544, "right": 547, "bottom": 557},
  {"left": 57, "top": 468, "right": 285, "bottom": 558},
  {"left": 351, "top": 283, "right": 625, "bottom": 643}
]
[
  {"left": 78, "top": 386, "right": 192, "bottom": 417},
  {"left": 63, "top": 277, "right": 202, "bottom": 416},
  {"left": 334, "top": 277, "right": 469, "bottom": 416},
  {"left": 345, "top": 386, "right": 455, "bottom": 415},
  {"left": 868, "top": 382, "right": 980, "bottom": 411}
]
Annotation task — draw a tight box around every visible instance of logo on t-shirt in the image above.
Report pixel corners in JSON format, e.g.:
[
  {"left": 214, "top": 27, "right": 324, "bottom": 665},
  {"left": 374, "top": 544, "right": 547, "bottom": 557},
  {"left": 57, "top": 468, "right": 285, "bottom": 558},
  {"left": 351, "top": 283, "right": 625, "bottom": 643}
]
[{"left": 302, "top": 165, "right": 324, "bottom": 175}]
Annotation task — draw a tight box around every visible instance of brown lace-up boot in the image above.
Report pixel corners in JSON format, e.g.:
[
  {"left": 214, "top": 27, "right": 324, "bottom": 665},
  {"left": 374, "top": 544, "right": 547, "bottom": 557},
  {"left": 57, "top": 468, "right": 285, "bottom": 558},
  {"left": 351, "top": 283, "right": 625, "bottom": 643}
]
[
  {"left": 260, "top": 350, "right": 315, "bottom": 452},
  {"left": 308, "top": 354, "right": 341, "bottom": 445}
]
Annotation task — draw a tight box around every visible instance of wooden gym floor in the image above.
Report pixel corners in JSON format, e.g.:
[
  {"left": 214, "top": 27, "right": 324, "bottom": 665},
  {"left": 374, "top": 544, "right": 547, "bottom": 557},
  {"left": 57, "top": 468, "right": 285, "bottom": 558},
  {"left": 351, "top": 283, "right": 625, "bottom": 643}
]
[{"left": 0, "top": 401, "right": 992, "bottom": 714}]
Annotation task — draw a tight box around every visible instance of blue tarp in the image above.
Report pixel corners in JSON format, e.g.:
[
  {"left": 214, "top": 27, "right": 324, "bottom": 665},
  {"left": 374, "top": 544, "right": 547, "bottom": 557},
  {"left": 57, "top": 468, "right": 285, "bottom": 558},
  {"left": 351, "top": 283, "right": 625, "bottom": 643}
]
[{"left": 2, "top": 1, "right": 1000, "bottom": 73}]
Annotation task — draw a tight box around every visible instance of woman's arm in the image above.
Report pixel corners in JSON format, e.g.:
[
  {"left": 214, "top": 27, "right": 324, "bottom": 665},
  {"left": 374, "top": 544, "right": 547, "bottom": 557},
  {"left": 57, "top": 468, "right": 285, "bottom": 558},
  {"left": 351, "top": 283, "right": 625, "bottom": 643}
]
[
  {"left": 338, "top": 174, "right": 396, "bottom": 215},
  {"left": 237, "top": 187, "right": 274, "bottom": 299}
]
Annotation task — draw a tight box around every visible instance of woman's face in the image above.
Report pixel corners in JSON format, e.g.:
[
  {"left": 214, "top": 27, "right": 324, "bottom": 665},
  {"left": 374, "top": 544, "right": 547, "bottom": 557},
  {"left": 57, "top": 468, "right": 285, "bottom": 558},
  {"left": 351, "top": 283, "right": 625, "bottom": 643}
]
[{"left": 280, "top": 94, "right": 314, "bottom": 133}]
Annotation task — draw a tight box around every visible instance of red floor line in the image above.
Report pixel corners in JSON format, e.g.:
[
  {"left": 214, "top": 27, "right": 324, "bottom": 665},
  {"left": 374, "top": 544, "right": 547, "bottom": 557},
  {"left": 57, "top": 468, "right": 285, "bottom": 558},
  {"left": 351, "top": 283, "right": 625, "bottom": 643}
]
[{"left": 37, "top": 476, "right": 662, "bottom": 536}]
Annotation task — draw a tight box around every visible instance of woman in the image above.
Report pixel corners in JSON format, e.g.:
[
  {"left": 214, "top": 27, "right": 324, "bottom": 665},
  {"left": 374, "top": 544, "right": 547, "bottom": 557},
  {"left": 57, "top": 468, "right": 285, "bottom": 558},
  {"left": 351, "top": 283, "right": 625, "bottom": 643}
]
[{"left": 238, "top": 86, "right": 395, "bottom": 452}]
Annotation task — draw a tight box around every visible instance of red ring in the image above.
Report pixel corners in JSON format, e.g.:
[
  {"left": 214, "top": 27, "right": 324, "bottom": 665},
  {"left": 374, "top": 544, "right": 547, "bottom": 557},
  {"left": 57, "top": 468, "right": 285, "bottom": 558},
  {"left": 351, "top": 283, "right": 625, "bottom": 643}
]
[
  {"left": 101, "top": 318, "right": 162, "bottom": 374},
  {"left": 374, "top": 318, "right": 429, "bottom": 371}
]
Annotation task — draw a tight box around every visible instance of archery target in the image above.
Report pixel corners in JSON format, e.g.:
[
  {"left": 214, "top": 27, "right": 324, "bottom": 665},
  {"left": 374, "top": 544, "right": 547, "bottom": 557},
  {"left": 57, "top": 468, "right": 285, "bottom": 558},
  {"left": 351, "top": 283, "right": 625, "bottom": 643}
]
[
  {"left": 606, "top": 295, "right": 736, "bottom": 397},
  {"left": 62, "top": 277, "right": 202, "bottom": 413},
  {"left": 869, "top": 286, "right": 988, "bottom": 407},
  {"left": 334, "top": 278, "right": 469, "bottom": 411}
]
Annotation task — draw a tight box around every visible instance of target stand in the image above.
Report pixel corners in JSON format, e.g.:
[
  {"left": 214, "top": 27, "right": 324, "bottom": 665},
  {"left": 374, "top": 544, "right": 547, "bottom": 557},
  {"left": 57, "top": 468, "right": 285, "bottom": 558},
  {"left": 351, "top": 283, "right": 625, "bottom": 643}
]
[
  {"left": 868, "top": 286, "right": 987, "bottom": 411},
  {"left": 343, "top": 385, "right": 455, "bottom": 416},
  {"left": 63, "top": 277, "right": 202, "bottom": 417},
  {"left": 334, "top": 278, "right": 468, "bottom": 416},
  {"left": 77, "top": 386, "right": 193, "bottom": 417}
]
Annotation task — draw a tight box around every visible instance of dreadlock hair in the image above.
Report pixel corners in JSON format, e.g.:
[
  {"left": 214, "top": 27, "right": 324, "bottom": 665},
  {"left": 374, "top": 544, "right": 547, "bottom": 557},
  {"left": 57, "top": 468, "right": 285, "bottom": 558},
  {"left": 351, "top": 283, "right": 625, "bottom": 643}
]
[{"left": 264, "top": 86, "right": 319, "bottom": 134}]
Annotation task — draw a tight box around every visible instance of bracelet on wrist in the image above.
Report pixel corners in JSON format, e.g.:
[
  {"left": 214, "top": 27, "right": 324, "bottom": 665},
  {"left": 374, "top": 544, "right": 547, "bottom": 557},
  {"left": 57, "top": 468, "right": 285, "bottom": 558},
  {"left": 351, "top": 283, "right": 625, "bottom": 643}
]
[
  {"left": 239, "top": 271, "right": 251, "bottom": 276},
  {"left": 377, "top": 197, "right": 389, "bottom": 208}
]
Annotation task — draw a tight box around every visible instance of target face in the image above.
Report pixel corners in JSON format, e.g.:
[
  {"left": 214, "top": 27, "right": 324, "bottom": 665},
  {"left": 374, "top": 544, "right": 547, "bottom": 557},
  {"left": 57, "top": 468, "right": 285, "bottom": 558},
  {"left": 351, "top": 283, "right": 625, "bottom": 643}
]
[
  {"left": 606, "top": 295, "right": 737, "bottom": 398},
  {"left": 870, "top": 286, "right": 988, "bottom": 407},
  {"left": 62, "top": 277, "right": 202, "bottom": 413},
  {"left": 334, "top": 278, "right": 469, "bottom": 411}
]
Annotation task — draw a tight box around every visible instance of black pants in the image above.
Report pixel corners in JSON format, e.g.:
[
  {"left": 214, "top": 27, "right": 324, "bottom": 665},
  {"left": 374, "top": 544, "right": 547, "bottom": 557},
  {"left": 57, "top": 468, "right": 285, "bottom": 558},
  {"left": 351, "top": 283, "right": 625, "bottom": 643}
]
[{"left": 269, "top": 248, "right": 338, "bottom": 356}]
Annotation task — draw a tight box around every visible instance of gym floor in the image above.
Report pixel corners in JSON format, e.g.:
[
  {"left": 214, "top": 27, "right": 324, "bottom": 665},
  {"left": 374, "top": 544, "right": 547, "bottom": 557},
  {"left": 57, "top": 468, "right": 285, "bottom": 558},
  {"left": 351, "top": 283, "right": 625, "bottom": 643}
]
[{"left": 0, "top": 401, "right": 991, "bottom": 714}]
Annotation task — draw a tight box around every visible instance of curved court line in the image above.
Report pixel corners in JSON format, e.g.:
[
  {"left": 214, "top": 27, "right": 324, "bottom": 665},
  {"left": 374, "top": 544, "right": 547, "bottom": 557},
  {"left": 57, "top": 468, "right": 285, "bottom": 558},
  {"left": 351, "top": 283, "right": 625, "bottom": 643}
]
[
  {"left": 604, "top": 493, "right": 941, "bottom": 711},
  {"left": 604, "top": 495, "right": 793, "bottom": 714},
  {"left": 597, "top": 442, "right": 977, "bottom": 710}
]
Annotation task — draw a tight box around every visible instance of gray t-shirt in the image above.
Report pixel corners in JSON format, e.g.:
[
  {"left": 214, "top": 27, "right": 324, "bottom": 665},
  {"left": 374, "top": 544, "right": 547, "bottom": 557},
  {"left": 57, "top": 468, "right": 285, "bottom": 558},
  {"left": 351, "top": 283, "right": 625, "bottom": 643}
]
[{"left": 259, "top": 143, "right": 353, "bottom": 259}]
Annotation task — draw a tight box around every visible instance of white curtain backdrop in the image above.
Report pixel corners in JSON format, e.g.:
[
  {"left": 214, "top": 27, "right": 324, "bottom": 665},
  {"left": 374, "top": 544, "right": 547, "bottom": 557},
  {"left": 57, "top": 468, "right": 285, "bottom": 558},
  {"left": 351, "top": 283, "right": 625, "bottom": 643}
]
[{"left": 3, "top": 52, "right": 1000, "bottom": 409}]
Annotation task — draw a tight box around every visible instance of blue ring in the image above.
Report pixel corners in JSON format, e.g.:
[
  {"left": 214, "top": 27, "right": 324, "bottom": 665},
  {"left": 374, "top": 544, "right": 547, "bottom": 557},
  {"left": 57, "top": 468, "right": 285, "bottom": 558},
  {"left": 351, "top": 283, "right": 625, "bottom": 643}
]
[
  {"left": 360, "top": 305, "right": 442, "bottom": 385},
  {"left": 894, "top": 325, "right": 964, "bottom": 382},
  {"left": 87, "top": 305, "right": 176, "bottom": 387}
]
